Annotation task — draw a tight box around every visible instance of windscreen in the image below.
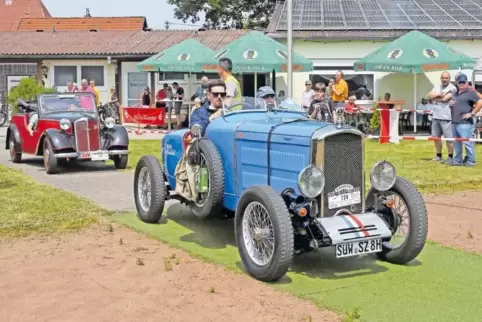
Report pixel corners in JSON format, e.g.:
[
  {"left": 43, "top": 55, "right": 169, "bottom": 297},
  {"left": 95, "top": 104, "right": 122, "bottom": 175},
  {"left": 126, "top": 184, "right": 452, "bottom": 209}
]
[{"left": 39, "top": 94, "right": 97, "bottom": 115}]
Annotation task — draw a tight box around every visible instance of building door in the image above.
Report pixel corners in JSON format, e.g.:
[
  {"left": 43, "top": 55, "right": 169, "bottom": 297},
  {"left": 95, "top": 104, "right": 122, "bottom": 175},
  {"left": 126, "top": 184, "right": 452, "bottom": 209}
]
[{"left": 127, "top": 72, "right": 148, "bottom": 107}]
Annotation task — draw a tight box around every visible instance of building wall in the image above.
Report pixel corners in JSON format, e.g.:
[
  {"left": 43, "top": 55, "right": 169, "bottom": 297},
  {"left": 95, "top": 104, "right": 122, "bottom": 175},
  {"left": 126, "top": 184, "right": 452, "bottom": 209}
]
[
  {"left": 43, "top": 59, "right": 116, "bottom": 104},
  {"left": 276, "top": 39, "right": 482, "bottom": 109},
  {"left": 0, "top": 62, "right": 37, "bottom": 104}
]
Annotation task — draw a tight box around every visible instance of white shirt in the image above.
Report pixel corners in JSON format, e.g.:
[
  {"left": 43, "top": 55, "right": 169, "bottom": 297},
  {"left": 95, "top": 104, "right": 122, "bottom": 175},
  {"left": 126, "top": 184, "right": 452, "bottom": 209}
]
[{"left": 302, "top": 89, "right": 314, "bottom": 108}]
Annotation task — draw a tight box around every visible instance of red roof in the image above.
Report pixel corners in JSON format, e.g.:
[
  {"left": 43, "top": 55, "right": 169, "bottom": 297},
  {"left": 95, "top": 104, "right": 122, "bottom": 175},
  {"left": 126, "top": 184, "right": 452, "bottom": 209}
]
[
  {"left": 17, "top": 17, "right": 148, "bottom": 31},
  {"left": 0, "top": 0, "right": 51, "bottom": 31},
  {"left": 0, "top": 30, "right": 246, "bottom": 57}
]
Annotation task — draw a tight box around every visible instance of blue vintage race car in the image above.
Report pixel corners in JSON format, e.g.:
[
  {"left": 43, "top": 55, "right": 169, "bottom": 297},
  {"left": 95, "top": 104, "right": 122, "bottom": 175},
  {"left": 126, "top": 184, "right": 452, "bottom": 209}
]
[{"left": 133, "top": 98, "right": 428, "bottom": 282}]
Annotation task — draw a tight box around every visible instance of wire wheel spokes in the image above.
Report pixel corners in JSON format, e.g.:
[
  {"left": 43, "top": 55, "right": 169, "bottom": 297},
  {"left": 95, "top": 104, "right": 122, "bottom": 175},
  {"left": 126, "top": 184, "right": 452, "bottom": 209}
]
[
  {"left": 383, "top": 192, "right": 410, "bottom": 249},
  {"left": 194, "top": 153, "right": 209, "bottom": 207},
  {"left": 242, "top": 202, "right": 275, "bottom": 266},
  {"left": 137, "top": 167, "right": 151, "bottom": 212}
]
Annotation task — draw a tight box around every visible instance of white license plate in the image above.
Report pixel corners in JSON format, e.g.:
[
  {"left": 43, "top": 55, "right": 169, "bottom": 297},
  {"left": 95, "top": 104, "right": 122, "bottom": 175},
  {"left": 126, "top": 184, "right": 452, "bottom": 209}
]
[
  {"left": 90, "top": 151, "right": 109, "bottom": 161},
  {"left": 336, "top": 239, "right": 382, "bottom": 258},
  {"left": 328, "top": 191, "right": 361, "bottom": 209}
]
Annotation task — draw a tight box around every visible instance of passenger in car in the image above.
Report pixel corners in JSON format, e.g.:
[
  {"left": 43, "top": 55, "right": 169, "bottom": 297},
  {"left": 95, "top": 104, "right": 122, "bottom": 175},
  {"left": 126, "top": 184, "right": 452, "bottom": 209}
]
[
  {"left": 27, "top": 113, "right": 38, "bottom": 136},
  {"left": 190, "top": 79, "right": 226, "bottom": 136}
]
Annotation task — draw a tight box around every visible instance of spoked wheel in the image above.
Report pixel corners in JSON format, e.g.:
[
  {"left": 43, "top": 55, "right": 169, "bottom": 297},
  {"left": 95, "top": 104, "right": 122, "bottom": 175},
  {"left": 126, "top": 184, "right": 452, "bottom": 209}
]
[
  {"left": 134, "top": 155, "right": 165, "bottom": 223},
  {"left": 188, "top": 140, "right": 224, "bottom": 219},
  {"left": 0, "top": 112, "right": 6, "bottom": 127},
  {"left": 235, "top": 185, "right": 294, "bottom": 282},
  {"left": 374, "top": 177, "right": 428, "bottom": 264}
]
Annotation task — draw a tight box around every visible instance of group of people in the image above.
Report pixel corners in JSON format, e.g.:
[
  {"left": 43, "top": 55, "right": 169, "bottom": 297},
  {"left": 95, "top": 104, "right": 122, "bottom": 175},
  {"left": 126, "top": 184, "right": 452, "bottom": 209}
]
[
  {"left": 65, "top": 79, "right": 102, "bottom": 107},
  {"left": 427, "top": 71, "right": 481, "bottom": 167}
]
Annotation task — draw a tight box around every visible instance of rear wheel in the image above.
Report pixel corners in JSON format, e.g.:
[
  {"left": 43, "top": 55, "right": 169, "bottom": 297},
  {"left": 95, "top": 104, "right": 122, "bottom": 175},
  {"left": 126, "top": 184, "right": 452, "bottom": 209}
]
[
  {"left": 134, "top": 155, "right": 165, "bottom": 223},
  {"left": 43, "top": 138, "right": 59, "bottom": 174},
  {"left": 9, "top": 135, "right": 21, "bottom": 163}
]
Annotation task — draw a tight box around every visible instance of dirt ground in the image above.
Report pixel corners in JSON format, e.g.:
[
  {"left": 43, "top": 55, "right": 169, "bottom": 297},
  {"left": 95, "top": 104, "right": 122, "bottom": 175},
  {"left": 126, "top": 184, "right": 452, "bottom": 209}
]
[
  {"left": 425, "top": 191, "right": 482, "bottom": 254},
  {"left": 0, "top": 222, "right": 341, "bottom": 322}
]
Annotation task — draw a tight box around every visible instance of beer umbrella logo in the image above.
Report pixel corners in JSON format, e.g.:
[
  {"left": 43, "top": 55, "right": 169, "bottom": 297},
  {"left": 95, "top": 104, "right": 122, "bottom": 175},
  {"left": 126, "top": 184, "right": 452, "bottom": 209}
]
[
  {"left": 243, "top": 49, "right": 258, "bottom": 60},
  {"left": 177, "top": 53, "right": 190, "bottom": 61},
  {"left": 387, "top": 49, "right": 403, "bottom": 60},
  {"left": 423, "top": 48, "right": 439, "bottom": 59},
  {"left": 214, "top": 49, "right": 229, "bottom": 60},
  {"left": 276, "top": 50, "right": 288, "bottom": 59}
]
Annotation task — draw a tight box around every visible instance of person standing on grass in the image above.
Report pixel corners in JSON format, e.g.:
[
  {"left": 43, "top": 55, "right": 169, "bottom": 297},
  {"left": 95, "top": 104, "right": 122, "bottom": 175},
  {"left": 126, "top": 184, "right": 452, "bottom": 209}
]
[
  {"left": 427, "top": 71, "right": 457, "bottom": 163},
  {"left": 447, "top": 73, "right": 482, "bottom": 167}
]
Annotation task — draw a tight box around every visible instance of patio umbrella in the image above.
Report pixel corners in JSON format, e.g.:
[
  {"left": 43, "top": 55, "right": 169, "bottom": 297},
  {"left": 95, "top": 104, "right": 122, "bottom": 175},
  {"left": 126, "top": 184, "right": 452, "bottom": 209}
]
[
  {"left": 353, "top": 30, "right": 475, "bottom": 73},
  {"left": 137, "top": 39, "right": 215, "bottom": 73},
  {"left": 353, "top": 30, "right": 476, "bottom": 133},
  {"left": 207, "top": 30, "right": 313, "bottom": 73}
]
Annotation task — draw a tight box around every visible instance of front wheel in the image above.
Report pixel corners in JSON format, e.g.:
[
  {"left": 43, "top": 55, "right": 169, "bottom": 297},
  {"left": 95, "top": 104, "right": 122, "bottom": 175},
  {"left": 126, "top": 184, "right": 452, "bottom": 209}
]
[
  {"left": 235, "top": 185, "right": 294, "bottom": 282},
  {"left": 371, "top": 177, "right": 428, "bottom": 264},
  {"left": 134, "top": 155, "right": 165, "bottom": 223},
  {"left": 113, "top": 154, "right": 128, "bottom": 170},
  {"left": 43, "top": 138, "right": 59, "bottom": 174}
]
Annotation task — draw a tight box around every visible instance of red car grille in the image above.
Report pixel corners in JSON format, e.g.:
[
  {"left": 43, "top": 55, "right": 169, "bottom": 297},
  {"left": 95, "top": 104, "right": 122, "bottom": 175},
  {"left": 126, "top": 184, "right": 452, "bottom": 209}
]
[{"left": 74, "top": 118, "right": 101, "bottom": 152}]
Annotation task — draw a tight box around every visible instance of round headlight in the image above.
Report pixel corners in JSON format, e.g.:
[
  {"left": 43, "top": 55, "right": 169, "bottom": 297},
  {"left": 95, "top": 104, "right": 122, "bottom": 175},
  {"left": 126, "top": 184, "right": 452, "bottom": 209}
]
[
  {"left": 298, "top": 165, "right": 325, "bottom": 199},
  {"left": 191, "top": 124, "right": 202, "bottom": 137},
  {"left": 104, "top": 117, "right": 115, "bottom": 129},
  {"left": 370, "top": 160, "right": 396, "bottom": 192},
  {"left": 59, "top": 118, "right": 71, "bottom": 130}
]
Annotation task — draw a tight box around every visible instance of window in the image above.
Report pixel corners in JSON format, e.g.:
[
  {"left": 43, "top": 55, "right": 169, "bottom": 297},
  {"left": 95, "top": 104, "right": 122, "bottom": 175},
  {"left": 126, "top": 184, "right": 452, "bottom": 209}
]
[
  {"left": 54, "top": 66, "right": 77, "bottom": 87},
  {"left": 158, "top": 72, "right": 185, "bottom": 82},
  {"left": 195, "top": 73, "right": 219, "bottom": 80},
  {"left": 81, "top": 66, "right": 105, "bottom": 86},
  {"left": 309, "top": 73, "right": 375, "bottom": 99}
]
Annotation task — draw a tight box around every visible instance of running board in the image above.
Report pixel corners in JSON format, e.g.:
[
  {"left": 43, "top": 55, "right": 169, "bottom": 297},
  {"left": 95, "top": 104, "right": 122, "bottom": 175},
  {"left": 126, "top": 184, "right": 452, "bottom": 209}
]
[{"left": 316, "top": 213, "right": 392, "bottom": 245}]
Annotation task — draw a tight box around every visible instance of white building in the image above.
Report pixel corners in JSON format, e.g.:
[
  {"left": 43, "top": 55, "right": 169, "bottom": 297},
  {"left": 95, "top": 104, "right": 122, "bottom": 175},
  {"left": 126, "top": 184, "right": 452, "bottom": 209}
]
[{"left": 267, "top": 0, "right": 482, "bottom": 109}]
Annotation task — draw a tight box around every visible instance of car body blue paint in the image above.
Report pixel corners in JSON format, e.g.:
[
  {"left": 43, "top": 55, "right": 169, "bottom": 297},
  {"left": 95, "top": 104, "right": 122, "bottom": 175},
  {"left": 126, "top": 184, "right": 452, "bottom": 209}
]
[{"left": 161, "top": 109, "right": 335, "bottom": 211}]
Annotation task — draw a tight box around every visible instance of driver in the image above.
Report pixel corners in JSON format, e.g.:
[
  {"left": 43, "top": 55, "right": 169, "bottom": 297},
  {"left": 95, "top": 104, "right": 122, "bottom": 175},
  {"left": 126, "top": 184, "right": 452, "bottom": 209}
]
[
  {"left": 190, "top": 79, "right": 226, "bottom": 136},
  {"left": 256, "top": 86, "right": 276, "bottom": 109}
]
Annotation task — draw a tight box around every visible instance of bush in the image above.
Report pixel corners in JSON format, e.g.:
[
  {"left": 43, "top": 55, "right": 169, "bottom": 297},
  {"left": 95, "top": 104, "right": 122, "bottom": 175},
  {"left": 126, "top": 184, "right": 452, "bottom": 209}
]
[{"left": 7, "top": 77, "right": 56, "bottom": 113}]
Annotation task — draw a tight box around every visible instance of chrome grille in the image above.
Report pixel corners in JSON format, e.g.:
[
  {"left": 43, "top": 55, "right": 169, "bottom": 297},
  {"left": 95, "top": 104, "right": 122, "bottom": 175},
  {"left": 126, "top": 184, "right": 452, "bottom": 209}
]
[
  {"left": 322, "top": 133, "right": 364, "bottom": 216},
  {"left": 74, "top": 117, "right": 100, "bottom": 152}
]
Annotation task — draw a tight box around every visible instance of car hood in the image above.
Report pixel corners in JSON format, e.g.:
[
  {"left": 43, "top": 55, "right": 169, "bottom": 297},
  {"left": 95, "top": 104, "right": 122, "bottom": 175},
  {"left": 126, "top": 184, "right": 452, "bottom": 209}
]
[
  {"left": 40, "top": 112, "right": 98, "bottom": 123},
  {"left": 235, "top": 118, "right": 353, "bottom": 138}
]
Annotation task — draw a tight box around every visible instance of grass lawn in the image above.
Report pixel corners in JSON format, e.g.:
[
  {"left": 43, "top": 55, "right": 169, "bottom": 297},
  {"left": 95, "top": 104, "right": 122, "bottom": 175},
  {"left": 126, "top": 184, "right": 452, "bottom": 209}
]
[
  {"left": 111, "top": 209, "right": 482, "bottom": 322},
  {"left": 126, "top": 139, "right": 482, "bottom": 193},
  {"left": 0, "top": 165, "right": 107, "bottom": 238}
]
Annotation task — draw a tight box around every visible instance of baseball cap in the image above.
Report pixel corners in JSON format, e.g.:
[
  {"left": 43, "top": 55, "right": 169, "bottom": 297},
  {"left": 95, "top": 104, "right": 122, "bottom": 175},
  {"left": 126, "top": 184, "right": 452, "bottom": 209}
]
[
  {"left": 456, "top": 73, "right": 468, "bottom": 83},
  {"left": 256, "top": 86, "right": 275, "bottom": 98}
]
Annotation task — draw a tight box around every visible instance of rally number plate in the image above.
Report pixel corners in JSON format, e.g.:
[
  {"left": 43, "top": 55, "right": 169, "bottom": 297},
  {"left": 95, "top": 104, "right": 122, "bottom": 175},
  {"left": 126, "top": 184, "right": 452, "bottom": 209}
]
[
  {"left": 336, "top": 239, "right": 382, "bottom": 258},
  {"left": 328, "top": 191, "right": 361, "bottom": 209}
]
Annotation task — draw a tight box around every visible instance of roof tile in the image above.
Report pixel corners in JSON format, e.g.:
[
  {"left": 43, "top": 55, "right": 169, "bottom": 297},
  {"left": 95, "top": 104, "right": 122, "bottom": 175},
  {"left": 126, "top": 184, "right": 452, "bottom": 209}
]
[
  {"left": 0, "top": 30, "right": 246, "bottom": 56},
  {"left": 0, "top": 0, "right": 51, "bottom": 31},
  {"left": 17, "top": 17, "right": 147, "bottom": 31}
]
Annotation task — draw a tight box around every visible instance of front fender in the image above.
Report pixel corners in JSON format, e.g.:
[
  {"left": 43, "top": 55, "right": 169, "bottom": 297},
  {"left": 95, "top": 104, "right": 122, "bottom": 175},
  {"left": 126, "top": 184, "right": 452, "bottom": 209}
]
[
  {"left": 43, "top": 129, "right": 74, "bottom": 151},
  {"left": 6, "top": 124, "right": 21, "bottom": 151},
  {"left": 105, "top": 125, "right": 129, "bottom": 148}
]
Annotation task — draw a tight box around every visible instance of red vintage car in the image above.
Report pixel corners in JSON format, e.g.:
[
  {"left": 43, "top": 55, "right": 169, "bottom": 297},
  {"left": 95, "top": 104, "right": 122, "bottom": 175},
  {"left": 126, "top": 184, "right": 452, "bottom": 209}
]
[{"left": 5, "top": 93, "right": 129, "bottom": 174}]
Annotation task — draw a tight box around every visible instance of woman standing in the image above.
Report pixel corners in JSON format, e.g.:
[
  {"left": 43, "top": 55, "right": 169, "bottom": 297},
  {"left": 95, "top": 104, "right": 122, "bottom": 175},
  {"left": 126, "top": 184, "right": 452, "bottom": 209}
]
[{"left": 141, "top": 86, "right": 150, "bottom": 107}]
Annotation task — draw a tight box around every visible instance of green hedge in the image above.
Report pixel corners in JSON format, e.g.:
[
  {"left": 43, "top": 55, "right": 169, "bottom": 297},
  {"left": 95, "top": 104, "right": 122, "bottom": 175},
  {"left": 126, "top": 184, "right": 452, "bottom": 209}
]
[{"left": 7, "top": 77, "right": 56, "bottom": 113}]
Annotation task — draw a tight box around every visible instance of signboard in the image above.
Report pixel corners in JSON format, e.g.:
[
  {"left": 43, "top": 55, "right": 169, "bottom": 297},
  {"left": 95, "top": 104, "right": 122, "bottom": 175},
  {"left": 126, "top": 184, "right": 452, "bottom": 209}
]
[
  {"left": 123, "top": 107, "right": 166, "bottom": 126},
  {"left": 7, "top": 75, "right": 28, "bottom": 92}
]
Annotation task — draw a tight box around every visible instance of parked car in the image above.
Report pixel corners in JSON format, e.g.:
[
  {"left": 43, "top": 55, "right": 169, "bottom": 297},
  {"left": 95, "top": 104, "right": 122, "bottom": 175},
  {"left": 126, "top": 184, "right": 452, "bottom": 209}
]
[
  {"left": 5, "top": 93, "right": 129, "bottom": 174},
  {"left": 133, "top": 97, "right": 428, "bottom": 282}
]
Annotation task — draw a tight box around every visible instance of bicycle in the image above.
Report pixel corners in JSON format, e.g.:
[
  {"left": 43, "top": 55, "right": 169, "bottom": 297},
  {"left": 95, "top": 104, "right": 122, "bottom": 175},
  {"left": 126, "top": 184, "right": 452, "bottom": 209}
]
[{"left": 0, "top": 102, "right": 8, "bottom": 127}]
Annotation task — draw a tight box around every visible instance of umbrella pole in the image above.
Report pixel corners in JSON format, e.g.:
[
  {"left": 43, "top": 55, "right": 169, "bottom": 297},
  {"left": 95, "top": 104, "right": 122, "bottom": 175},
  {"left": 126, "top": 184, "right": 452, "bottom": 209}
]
[
  {"left": 413, "top": 73, "right": 417, "bottom": 133},
  {"left": 254, "top": 72, "right": 258, "bottom": 94},
  {"left": 272, "top": 69, "right": 276, "bottom": 93},
  {"left": 188, "top": 72, "right": 192, "bottom": 126},
  {"left": 287, "top": 0, "right": 293, "bottom": 97}
]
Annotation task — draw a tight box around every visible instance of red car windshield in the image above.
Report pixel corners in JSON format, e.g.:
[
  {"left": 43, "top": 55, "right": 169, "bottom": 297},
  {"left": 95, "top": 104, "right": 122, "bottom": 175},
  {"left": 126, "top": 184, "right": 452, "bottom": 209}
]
[{"left": 39, "top": 94, "right": 96, "bottom": 114}]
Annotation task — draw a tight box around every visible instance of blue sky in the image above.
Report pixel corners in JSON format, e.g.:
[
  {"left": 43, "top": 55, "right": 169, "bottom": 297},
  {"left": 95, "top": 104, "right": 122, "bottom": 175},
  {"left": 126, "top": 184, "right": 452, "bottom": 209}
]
[{"left": 42, "top": 0, "right": 205, "bottom": 30}]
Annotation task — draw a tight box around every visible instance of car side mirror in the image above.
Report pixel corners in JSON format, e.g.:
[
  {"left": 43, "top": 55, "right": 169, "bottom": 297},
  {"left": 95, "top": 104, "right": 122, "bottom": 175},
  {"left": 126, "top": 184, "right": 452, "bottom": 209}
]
[{"left": 190, "top": 124, "right": 202, "bottom": 138}]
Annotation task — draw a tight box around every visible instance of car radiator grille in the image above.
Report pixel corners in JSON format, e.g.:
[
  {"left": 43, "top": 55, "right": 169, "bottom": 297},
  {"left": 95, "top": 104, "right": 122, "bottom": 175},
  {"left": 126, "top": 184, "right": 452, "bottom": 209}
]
[
  {"left": 74, "top": 118, "right": 101, "bottom": 152},
  {"left": 321, "top": 133, "right": 364, "bottom": 216}
]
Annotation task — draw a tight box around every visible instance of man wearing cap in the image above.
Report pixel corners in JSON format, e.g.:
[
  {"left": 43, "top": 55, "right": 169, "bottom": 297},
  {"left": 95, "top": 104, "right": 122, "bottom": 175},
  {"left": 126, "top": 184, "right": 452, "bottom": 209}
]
[
  {"left": 256, "top": 86, "right": 276, "bottom": 108},
  {"left": 447, "top": 73, "right": 482, "bottom": 166},
  {"left": 427, "top": 71, "right": 457, "bottom": 163}
]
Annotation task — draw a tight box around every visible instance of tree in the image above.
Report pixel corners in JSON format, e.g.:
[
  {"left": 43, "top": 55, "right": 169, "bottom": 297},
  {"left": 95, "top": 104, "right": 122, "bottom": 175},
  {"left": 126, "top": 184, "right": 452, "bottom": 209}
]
[
  {"left": 7, "top": 77, "right": 56, "bottom": 113},
  {"left": 167, "top": 0, "right": 276, "bottom": 29}
]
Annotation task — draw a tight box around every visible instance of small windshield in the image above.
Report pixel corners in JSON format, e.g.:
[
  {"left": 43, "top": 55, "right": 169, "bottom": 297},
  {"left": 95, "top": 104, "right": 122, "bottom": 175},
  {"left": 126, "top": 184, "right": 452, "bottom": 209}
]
[
  {"left": 222, "top": 96, "right": 302, "bottom": 114},
  {"left": 39, "top": 94, "right": 97, "bottom": 115}
]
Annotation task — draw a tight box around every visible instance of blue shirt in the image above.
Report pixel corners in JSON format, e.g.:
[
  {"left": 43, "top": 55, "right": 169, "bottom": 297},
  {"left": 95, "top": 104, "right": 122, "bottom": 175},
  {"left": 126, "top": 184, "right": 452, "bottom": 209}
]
[
  {"left": 451, "top": 89, "right": 479, "bottom": 124},
  {"left": 190, "top": 101, "right": 215, "bottom": 136}
]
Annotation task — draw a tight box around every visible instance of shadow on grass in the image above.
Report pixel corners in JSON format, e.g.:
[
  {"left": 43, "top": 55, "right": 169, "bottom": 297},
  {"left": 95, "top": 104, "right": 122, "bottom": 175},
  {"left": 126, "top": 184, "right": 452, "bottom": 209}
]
[
  {"left": 163, "top": 203, "right": 423, "bottom": 284},
  {"left": 19, "top": 157, "right": 118, "bottom": 174}
]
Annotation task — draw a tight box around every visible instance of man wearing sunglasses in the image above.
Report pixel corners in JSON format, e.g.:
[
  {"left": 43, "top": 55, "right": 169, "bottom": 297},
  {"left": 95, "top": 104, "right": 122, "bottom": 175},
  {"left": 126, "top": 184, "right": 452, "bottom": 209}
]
[
  {"left": 447, "top": 73, "right": 482, "bottom": 166},
  {"left": 190, "top": 79, "right": 226, "bottom": 136}
]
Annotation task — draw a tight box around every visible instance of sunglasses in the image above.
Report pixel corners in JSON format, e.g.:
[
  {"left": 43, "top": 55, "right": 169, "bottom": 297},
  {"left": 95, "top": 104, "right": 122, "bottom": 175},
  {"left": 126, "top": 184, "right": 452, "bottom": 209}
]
[
  {"left": 263, "top": 94, "right": 275, "bottom": 99},
  {"left": 211, "top": 92, "right": 226, "bottom": 98},
  {"left": 305, "top": 83, "right": 312, "bottom": 86},
  {"left": 458, "top": 81, "right": 466, "bottom": 84}
]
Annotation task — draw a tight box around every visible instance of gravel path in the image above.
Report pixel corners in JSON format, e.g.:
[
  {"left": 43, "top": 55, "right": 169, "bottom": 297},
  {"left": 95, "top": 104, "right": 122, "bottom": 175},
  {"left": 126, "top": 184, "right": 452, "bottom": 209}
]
[{"left": 0, "top": 126, "right": 143, "bottom": 212}]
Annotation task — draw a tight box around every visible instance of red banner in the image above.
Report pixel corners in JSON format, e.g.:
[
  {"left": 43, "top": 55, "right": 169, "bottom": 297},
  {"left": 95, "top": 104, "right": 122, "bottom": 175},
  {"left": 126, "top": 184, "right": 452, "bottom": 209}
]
[{"left": 123, "top": 107, "right": 165, "bottom": 126}]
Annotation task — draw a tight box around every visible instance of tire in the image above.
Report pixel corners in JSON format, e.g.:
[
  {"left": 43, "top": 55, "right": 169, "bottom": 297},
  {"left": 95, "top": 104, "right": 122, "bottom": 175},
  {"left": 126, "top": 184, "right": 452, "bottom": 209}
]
[
  {"left": 43, "top": 138, "right": 59, "bottom": 174},
  {"left": 188, "top": 139, "right": 224, "bottom": 219},
  {"left": 113, "top": 154, "right": 128, "bottom": 170},
  {"left": 8, "top": 134, "right": 21, "bottom": 163},
  {"left": 134, "top": 155, "right": 165, "bottom": 223},
  {"left": 0, "top": 112, "right": 6, "bottom": 127},
  {"left": 375, "top": 176, "right": 428, "bottom": 264},
  {"left": 235, "top": 185, "right": 294, "bottom": 282}
]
